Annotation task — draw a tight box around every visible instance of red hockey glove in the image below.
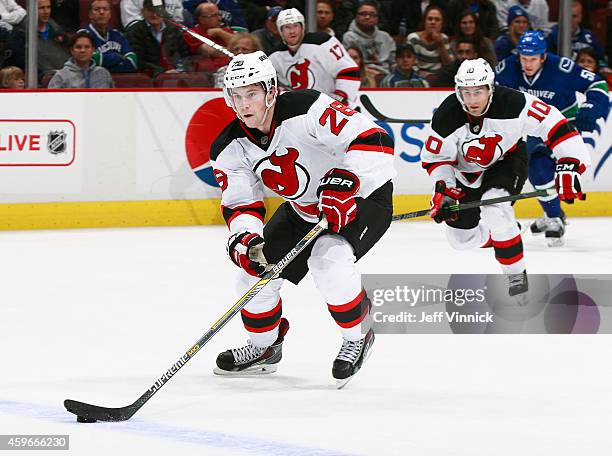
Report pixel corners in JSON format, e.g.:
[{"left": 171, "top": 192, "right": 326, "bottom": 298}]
[
  {"left": 227, "top": 232, "right": 269, "bottom": 277},
  {"left": 317, "top": 168, "right": 360, "bottom": 233},
  {"left": 429, "top": 181, "right": 465, "bottom": 223},
  {"left": 555, "top": 157, "right": 586, "bottom": 203}
]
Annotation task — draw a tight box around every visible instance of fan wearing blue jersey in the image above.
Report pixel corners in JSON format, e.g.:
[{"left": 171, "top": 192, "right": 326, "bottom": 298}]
[
  {"left": 82, "top": 0, "right": 138, "bottom": 73},
  {"left": 495, "top": 31, "right": 610, "bottom": 246}
]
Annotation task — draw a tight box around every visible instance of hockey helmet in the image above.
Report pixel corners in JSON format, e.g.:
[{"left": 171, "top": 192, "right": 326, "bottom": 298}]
[
  {"left": 517, "top": 31, "right": 547, "bottom": 56},
  {"left": 454, "top": 58, "right": 495, "bottom": 114},
  {"left": 276, "top": 8, "right": 305, "bottom": 29},
  {"left": 223, "top": 51, "right": 278, "bottom": 109}
]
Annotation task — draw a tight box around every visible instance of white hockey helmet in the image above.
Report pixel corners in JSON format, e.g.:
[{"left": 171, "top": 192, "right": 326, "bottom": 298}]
[
  {"left": 276, "top": 8, "right": 305, "bottom": 30},
  {"left": 454, "top": 58, "right": 495, "bottom": 114},
  {"left": 223, "top": 50, "right": 278, "bottom": 109}
]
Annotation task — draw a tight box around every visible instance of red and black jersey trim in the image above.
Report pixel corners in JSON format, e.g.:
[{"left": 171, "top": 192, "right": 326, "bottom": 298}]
[
  {"left": 545, "top": 119, "right": 579, "bottom": 150},
  {"left": 222, "top": 201, "right": 266, "bottom": 227},
  {"left": 422, "top": 160, "right": 457, "bottom": 174},
  {"left": 336, "top": 67, "right": 360, "bottom": 81},
  {"left": 347, "top": 128, "right": 394, "bottom": 155},
  {"left": 241, "top": 299, "right": 282, "bottom": 333},
  {"left": 327, "top": 290, "right": 371, "bottom": 328},
  {"left": 460, "top": 171, "right": 483, "bottom": 184},
  {"left": 493, "top": 235, "right": 524, "bottom": 265}
]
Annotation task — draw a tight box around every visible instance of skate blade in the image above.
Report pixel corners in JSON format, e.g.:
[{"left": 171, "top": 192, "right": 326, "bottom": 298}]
[
  {"left": 335, "top": 342, "right": 375, "bottom": 390},
  {"left": 546, "top": 237, "right": 565, "bottom": 247},
  {"left": 213, "top": 364, "right": 278, "bottom": 376}
]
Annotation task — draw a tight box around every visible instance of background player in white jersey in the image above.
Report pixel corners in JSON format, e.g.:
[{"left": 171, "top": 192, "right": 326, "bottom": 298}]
[
  {"left": 269, "top": 8, "right": 361, "bottom": 107},
  {"left": 211, "top": 51, "right": 395, "bottom": 387},
  {"left": 421, "top": 59, "right": 590, "bottom": 297}
]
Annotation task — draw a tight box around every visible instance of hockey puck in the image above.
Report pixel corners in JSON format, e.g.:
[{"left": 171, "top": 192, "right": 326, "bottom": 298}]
[{"left": 76, "top": 416, "right": 97, "bottom": 423}]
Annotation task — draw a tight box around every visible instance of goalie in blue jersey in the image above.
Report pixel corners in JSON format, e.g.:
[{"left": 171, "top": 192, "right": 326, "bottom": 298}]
[{"left": 495, "top": 31, "right": 610, "bottom": 246}]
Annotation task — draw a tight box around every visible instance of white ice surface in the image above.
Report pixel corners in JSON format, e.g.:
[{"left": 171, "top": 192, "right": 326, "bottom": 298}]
[{"left": 1, "top": 219, "right": 611, "bottom": 455}]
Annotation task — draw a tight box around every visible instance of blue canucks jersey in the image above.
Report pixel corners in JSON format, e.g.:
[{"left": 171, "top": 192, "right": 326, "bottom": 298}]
[
  {"left": 495, "top": 52, "right": 609, "bottom": 132},
  {"left": 82, "top": 24, "right": 138, "bottom": 73}
]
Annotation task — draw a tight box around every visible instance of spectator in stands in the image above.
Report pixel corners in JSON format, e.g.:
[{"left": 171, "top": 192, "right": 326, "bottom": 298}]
[
  {"left": 83, "top": 0, "right": 138, "bottom": 73},
  {"left": 494, "top": 4, "right": 529, "bottom": 61},
  {"left": 380, "top": 43, "right": 428, "bottom": 88},
  {"left": 126, "top": 0, "right": 191, "bottom": 76},
  {"left": 48, "top": 30, "right": 114, "bottom": 87},
  {"left": 184, "top": 1, "right": 233, "bottom": 71},
  {"left": 490, "top": 0, "right": 548, "bottom": 34},
  {"left": 547, "top": 1, "right": 609, "bottom": 75},
  {"left": 576, "top": 47, "right": 599, "bottom": 74},
  {"left": 0, "top": 0, "right": 26, "bottom": 69},
  {"left": 214, "top": 32, "right": 261, "bottom": 87},
  {"left": 121, "top": 0, "right": 184, "bottom": 30},
  {"left": 183, "top": 0, "right": 247, "bottom": 30},
  {"left": 446, "top": 0, "right": 499, "bottom": 38},
  {"left": 342, "top": 0, "right": 395, "bottom": 73},
  {"left": 432, "top": 36, "right": 476, "bottom": 86},
  {"left": 0, "top": 65, "right": 24, "bottom": 88},
  {"left": 407, "top": 5, "right": 453, "bottom": 78},
  {"left": 251, "top": 5, "right": 282, "bottom": 56},
  {"left": 452, "top": 10, "right": 496, "bottom": 66},
  {"left": 347, "top": 45, "right": 380, "bottom": 87},
  {"left": 316, "top": 0, "right": 335, "bottom": 36},
  {"left": 388, "top": 0, "right": 447, "bottom": 38},
  {"left": 38, "top": 0, "right": 71, "bottom": 76},
  {"left": 51, "top": 0, "right": 80, "bottom": 34},
  {"left": 0, "top": 0, "right": 26, "bottom": 33}
]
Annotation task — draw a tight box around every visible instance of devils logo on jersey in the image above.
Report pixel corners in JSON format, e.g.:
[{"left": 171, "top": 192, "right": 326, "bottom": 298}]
[
  {"left": 254, "top": 147, "right": 311, "bottom": 200},
  {"left": 461, "top": 134, "right": 504, "bottom": 168},
  {"left": 287, "top": 60, "right": 314, "bottom": 90}
]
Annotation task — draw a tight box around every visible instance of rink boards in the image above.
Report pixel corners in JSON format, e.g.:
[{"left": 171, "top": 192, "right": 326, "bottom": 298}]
[{"left": 0, "top": 88, "right": 611, "bottom": 230}]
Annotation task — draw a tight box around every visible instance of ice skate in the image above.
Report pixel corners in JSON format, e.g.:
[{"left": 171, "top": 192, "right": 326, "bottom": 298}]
[
  {"left": 530, "top": 211, "right": 566, "bottom": 246},
  {"left": 333, "top": 328, "right": 375, "bottom": 389},
  {"left": 214, "top": 318, "right": 289, "bottom": 375},
  {"left": 507, "top": 270, "right": 528, "bottom": 305}
]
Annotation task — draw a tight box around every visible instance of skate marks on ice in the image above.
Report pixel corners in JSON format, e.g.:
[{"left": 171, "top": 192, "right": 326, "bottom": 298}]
[{"left": 0, "top": 399, "right": 363, "bottom": 456}]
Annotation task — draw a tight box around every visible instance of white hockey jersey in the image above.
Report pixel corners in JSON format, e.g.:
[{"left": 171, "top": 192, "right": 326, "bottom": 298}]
[
  {"left": 269, "top": 33, "right": 361, "bottom": 108},
  {"left": 210, "top": 90, "right": 396, "bottom": 234},
  {"left": 421, "top": 85, "right": 591, "bottom": 189}
]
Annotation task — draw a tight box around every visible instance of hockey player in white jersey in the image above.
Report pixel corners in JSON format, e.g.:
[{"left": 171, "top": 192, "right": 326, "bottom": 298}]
[
  {"left": 269, "top": 8, "right": 360, "bottom": 107},
  {"left": 211, "top": 51, "right": 395, "bottom": 387},
  {"left": 421, "top": 59, "right": 590, "bottom": 296}
]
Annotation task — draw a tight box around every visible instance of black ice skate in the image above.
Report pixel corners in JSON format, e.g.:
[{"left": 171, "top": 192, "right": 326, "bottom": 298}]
[
  {"left": 530, "top": 210, "right": 566, "bottom": 247},
  {"left": 213, "top": 318, "right": 289, "bottom": 376},
  {"left": 508, "top": 270, "right": 529, "bottom": 304},
  {"left": 332, "top": 328, "right": 375, "bottom": 389}
]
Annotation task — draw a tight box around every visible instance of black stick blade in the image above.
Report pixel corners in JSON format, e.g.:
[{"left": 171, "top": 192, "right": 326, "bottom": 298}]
[{"left": 64, "top": 399, "right": 136, "bottom": 422}]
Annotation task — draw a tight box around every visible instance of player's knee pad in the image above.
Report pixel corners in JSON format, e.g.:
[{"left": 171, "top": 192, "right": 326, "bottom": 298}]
[
  {"left": 236, "top": 270, "right": 283, "bottom": 314},
  {"left": 480, "top": 188, "right": 515, "bottom": 230},
  {"left": 528, "top": 145, "right": 556, "bottom": 187},
  {"left": 308, "top": 234, "right": 358, "bottom": 297},
  {"left": 446, "top": 225, "right": 489, "bottom": 250}
]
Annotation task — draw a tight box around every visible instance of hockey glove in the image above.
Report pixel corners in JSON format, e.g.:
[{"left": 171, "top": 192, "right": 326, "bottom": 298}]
[
  {"left": 227, "top": 232, "right": 269, "bottom": 277},
  {"left": 429, "top": 181, "right": 465, "bottom": 223},
  {"left": 555, "top": 157, "right": 586, "bottom": 203},
  {"left": 317, "top": 168, "right": 360, "bottom": 233},
  {"left": 573, "top": 103, "right": 599, "bottom": 133}
]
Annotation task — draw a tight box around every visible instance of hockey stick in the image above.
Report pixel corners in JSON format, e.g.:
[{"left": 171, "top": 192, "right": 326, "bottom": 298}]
[
  {"left": 360, "top": 94, "right": 432, "bottom": 124},
  {"left": 151, "top": 0, "right": 235, "bottom": 58},
  {"left": 64, "top": 218, "right": 328, "bottom": 422},
  {"left": 391, "top": 188, "right": 556, "bottom": 222}
]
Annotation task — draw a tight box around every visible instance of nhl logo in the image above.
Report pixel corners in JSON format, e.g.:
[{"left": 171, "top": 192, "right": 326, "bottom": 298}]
[
  {"left": 260, "top": 136, "right": 268, "bottom": 145},
  {"left": 47, "top": 130, "right": 67, "bottom": 155},
  {"left": 473, "top": 125, "right": 480, "bottom": 133}
]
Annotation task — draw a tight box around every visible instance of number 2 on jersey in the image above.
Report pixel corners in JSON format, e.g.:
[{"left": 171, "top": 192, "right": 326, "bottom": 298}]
[{"left": 319, "top": 101, "right": 356, "bottom": 136}]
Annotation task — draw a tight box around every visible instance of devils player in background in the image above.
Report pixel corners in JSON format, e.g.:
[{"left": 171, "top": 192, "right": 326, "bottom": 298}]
[
  {"left": 495, "top": 31, "right": 610, "bottom": 246},
  {"left": 422, "top": 58, "right": 590, "bottom": 297},
  {"left": 210, "top": 51, "right": 395, "bottom": 387},
  {"left": 268, "top": 8, "right": 360, "bottom": 107}
]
